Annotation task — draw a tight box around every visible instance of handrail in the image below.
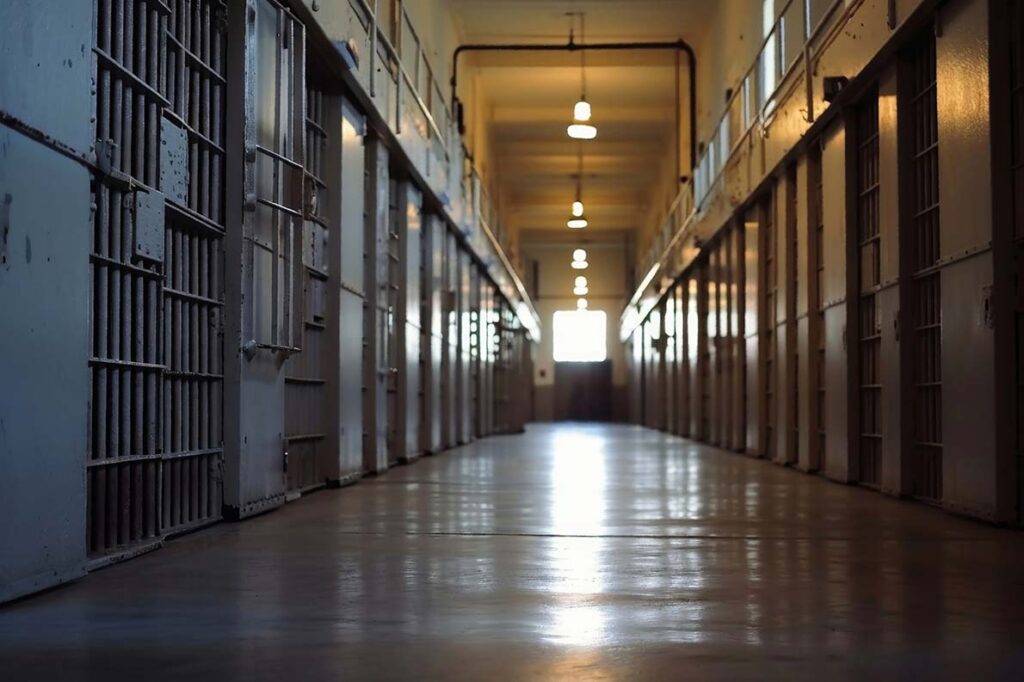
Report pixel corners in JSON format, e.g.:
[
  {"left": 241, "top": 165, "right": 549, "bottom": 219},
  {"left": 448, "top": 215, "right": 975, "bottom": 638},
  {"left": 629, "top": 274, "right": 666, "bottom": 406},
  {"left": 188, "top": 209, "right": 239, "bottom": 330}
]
[
  {"left": 349, "top": 0, "right": 451, "bottom": 156},
  {"left": 635, "top": 0, "right": 846, "bottom": 279},
  {"left": 338, "top": 0, "right": 536, "bottom": 336},
  {"left": 625, "top": 0, "right": 848, "bottom": 340}
]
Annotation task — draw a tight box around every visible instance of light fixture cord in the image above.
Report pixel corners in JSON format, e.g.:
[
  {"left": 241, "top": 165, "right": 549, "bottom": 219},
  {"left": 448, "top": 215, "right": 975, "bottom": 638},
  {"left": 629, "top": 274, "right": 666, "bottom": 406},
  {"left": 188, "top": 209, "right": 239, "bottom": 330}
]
[
  {"left": 580, "top": 13, "right": 587, "bottom": 99},
  {"left": 576, "top": 140, "right": 583, "bottom": 201}
]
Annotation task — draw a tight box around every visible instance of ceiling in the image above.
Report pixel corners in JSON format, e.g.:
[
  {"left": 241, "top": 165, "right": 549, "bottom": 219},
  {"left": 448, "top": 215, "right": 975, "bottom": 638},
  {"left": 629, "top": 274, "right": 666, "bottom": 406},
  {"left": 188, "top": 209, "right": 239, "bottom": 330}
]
[{"left": 446, "top": 0, "right": 716, "bottom": 238}]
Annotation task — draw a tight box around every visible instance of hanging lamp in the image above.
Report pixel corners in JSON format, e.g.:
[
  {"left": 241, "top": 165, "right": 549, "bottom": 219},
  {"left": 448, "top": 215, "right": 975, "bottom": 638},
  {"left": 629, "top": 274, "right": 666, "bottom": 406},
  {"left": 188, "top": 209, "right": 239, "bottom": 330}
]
[
  {"left": 567, "top": 14, "right": 597, "bottom": 140},
  {"left": 571, "top": 248, "right": 588, "bottom": 269},
  {"left": 567, "top": 143, "right": 589, "bottom": 229}
]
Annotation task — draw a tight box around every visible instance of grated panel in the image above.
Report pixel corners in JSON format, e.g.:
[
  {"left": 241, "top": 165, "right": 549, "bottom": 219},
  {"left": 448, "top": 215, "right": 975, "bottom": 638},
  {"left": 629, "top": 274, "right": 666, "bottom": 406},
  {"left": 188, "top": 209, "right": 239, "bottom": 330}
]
[{"left": 856, "top": 92, "right": 882, "bottom": 486}]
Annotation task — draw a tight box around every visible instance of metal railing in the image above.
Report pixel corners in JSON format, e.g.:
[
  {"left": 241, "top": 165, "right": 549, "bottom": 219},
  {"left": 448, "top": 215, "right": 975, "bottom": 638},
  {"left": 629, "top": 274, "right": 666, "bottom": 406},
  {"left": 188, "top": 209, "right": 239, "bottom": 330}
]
[
  {"left": 344, "top": 0, "right": 531, "bottom": 328},
  {"left": 637, "top": 0, "right": 844, "bottom": 280}
]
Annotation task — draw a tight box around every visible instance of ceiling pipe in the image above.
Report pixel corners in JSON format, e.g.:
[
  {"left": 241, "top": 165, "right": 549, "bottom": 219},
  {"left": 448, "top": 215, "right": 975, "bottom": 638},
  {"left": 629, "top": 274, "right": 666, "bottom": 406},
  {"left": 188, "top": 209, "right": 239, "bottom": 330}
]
[{"left": 450, "top": 38, "right": 697, "bottom": 176}]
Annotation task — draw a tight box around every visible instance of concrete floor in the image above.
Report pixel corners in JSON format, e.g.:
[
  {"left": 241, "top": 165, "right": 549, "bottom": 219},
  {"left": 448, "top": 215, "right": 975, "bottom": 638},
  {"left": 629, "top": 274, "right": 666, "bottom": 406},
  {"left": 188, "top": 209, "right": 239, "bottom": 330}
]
[{"left": 2, "top": 423, "right": 1023, "bottom": 680}]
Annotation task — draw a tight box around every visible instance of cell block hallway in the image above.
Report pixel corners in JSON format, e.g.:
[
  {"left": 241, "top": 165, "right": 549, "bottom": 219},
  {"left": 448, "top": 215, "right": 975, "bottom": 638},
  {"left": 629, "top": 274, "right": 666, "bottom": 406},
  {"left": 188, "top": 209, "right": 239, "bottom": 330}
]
[{"left": 2, "top": 0, "right": 1024, "bottom": 679}]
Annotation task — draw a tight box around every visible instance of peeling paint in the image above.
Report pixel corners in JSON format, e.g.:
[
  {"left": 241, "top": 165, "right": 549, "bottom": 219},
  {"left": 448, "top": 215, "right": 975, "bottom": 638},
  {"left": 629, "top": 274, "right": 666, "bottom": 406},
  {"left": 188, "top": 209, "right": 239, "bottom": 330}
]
[{"left": 1, "top": 193, "right": 11, "bottom": 271}]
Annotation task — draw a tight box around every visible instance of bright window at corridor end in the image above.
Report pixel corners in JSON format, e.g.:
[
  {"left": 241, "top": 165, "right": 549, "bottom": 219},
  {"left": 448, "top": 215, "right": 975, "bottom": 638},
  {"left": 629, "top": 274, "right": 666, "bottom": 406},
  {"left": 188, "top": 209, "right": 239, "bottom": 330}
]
[{"left": 552, "top": 310, "right": 607, "bottom": 362}]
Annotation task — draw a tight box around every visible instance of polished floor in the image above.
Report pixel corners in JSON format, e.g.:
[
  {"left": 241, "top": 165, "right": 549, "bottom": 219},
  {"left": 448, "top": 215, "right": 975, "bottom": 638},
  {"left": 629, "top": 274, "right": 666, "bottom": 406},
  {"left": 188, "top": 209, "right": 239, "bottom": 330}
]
[{"left": 2, "top": 423, "right": 1023, "bottom": 680}]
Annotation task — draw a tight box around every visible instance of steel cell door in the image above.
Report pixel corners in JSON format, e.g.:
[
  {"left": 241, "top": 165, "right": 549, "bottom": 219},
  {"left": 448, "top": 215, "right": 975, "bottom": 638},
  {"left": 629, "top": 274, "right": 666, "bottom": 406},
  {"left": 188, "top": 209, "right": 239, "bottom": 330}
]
[
  {"left": 386, "top": 177, "right": 401, "bottom": 465},
  {"left": 441, "top": 232, "right": 458, "bottom": 449},
  {"left": 1010, "top": 0, "right": 1024, "bottom": 524},
  {"left": 854, "top": 92, "right": 883, "bottom": 487},
  {"left": 88, "top": 0, "right": 227, "bottom": 559},
  {"left": 364, "top": 137, "right": 390, "bottom": 474},
  {"left": 283, "top": 86, "right": 330, "bottom": 495}
]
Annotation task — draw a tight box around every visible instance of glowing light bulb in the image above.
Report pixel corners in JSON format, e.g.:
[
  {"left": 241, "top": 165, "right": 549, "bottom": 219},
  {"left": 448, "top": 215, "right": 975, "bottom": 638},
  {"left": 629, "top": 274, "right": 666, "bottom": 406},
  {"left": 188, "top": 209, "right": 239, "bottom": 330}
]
[
  {"left": 572, "top": 249, "right": 587, "bottom": 262},
  {"left": 573, "top": 100, "right": 592, "bottom": 122},
  {"left": 567, "top": 123, "right": 598, "bottom": 140},
  {"left": 574, "top": 276, "right": 588, "bottom": 287},
  {"left": 567, "top": 217, "right": 588, "bottom": 229},
  {"left": 572, "top": 200, "right": 585, "bottom": 217},
  {"left": 577, "top": 298, "right": 588, "bottom": 310},
  {"left": 571, "top": 260, "right": 589, "bottom": 270},
  {"left": 573, "top": 285, "right": 589, "bottom": 296}
]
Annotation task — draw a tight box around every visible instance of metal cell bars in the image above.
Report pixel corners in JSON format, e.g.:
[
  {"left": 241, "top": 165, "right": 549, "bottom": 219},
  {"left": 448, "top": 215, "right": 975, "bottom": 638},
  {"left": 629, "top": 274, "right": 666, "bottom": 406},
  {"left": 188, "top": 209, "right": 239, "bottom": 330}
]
[
  {"left": 808, "top": 142, "right": 826, "bottom": 470},
  {"left": 94, "top": 0, "right": 167, "bottom": 187},
  {"left": 786, "top": 164, "right": 799, "bottom": 462},
  {"left": 89, "top": 0, "right": 170, "bottom": 556},
  {"left": 386, "top": 177, "right": 402, "bottom": 464},
  {"left": 1010, "top": 0, "right": 1024, "bottom": 524},
  {"left": 684, "top": 276, "right": 698, "bottom": 437},
  {"left": 493, "top": 302, "right": 516, "bottom": 433},
  {"left": 856, "top": 92, "right": 882, "bottom": 486},
  {"left": 723, "top": 227, "right": 739, "bottom": 450},
  {"left": 710, "top": 245, "right": 723, "bottom": 446},
  {"left": 906, "top": 34, "right": 942, "bottom": 500},
  {"left": 697, "top": 262, "right": 711, "bottom": 440},
  {"left": 284, "top": 87, "right": 330, "bottom": 494},
  {"left": 161, "top": 203, "right": 224, "bottom": 533},
  {"left": 160, "top": 0, "right": 226, "bottom": 537},
  {"left": 165, "top": 0, "right": 226, "bottom": 224},
  {"left": 761, "top": 191, "right": 777, "bottom": 459},
  {"left": 247, "top": 0, "right": 305, "bottom": 354},
  {"left": 89, "top": 185, "right": 164, "bottom": 555},
  {"left": 1013, "top": 0, "right": 1024, "bottom": 243}
]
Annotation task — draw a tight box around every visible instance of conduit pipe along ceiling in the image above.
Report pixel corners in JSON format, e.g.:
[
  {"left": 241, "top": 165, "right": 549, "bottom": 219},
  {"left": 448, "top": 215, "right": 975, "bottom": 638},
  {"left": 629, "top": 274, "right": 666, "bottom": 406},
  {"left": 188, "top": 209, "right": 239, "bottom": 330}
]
[
  {"left": 566, "top": 13, "right": 597, "bottom": 140},
  {"left": 449, "top": 36, "right": 697, "bottom": 173}
]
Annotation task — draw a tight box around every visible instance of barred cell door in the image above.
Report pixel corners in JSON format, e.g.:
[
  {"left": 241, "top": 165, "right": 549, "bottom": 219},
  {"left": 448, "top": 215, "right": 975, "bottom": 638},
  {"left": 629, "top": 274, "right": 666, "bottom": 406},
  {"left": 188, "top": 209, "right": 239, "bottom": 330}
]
[
  {"left": 785, "top": 164, "right": 799, "bottom": 464},
  {"left": 697, "top": 262, "right": 710, "bottom": 441},
  {"left": 808, "top": 142, "right": 826, "bottom": 472},
  {"left": 903, "top": 35, "right": 942, "bottom": 501},
  {"left": 88, "top": 0, "right": 226, "bottom": 560},
  {"left": 386, "top": 178, "right": 401, "bottom": 466},
  {"left": 283, "top": 86, "right": 329, "bottom": 495},
  {"left": 855, "top": 91, "right": 882, "bottom": 487},
  {"left": 760, "top": 192, "right": 777, "bottom": 459},
  {"left": 1010, "top": 0, "right": 1024, "bottom": 524}
]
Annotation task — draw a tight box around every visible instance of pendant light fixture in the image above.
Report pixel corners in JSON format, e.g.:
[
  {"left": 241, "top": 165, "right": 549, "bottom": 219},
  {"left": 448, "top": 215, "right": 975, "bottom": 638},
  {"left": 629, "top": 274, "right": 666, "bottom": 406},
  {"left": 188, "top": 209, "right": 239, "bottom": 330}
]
[
  {"left": 567, "top": 143, "right": 589, "bottom": 229},
  {"left": 567, "top": 14, "right": 597, "bottom": 140},
  {"left": 571, "top": 248, "right": 588, "bottom": 270}
]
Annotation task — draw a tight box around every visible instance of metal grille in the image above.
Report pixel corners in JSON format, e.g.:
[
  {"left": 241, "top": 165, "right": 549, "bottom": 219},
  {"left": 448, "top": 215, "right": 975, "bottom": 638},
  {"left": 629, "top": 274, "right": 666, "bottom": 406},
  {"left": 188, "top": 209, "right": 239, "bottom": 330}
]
[
  {"left": 284, "top": 87, "right": 329, "bottom": 493},
  {"left": 786, "top": 164, "right": 799, "bottom": 461},
  {"left": 906, "top": 34, "right": 942, "bottom": 500},
  {"left": 89, "top": 0, "right": 226, "bottom": 557},
  {"left": 710, "top": 248, "right": 722, "bottom": 445},
  {"left": 856, "top": 92, "right": 882, "bottom": 486},
  {"left": 160, "top": 0, "right": 225, "bottom": 535},
  {"left": 762, "top": 191, "right": 777, "bottom": 458},
  {"left": 722, "top": 233, "right": 734, "bottom": 449},
  {"left": 698, "top": 264, "right": 710, "bottom": 440},
  {"left": 386, "top": 178, "right": 401, "bottom": 464},
  {"left": 680, "top": 278, "right": 691, "bottom": 436},
  {"left": 1011, "top": 0, "right": 1024, "bottom": 523},
  {"left": 809, "top": 143, "right": 826, "bottom": 470}
]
